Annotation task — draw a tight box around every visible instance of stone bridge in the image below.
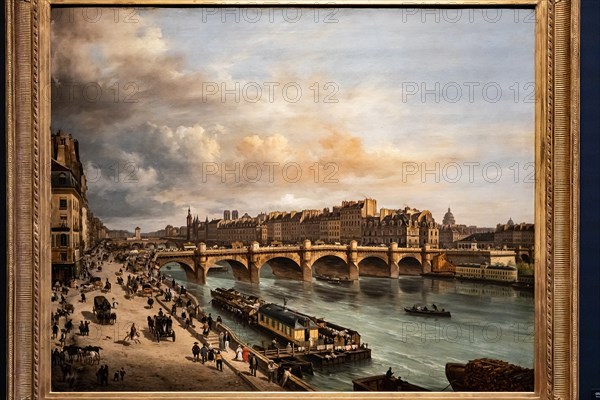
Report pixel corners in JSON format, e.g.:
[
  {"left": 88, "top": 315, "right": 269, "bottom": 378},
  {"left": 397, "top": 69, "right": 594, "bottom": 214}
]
[
  {"left": 110, "top": 237, "right": 187, "bottom": 250},
  {"left": 152, "top": 240, "right": 445, "bottom": 285}
]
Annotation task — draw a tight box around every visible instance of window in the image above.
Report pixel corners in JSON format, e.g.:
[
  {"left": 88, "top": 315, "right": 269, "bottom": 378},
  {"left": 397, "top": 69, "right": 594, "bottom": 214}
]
[
  {"left": 60, "top": 215, "right": 67, "bottom": 227},
  {"left": 58, "top": 173, "right": 67, "bottom": 185},
  {"left": 60, "top": 234, "right": 69, "bottom": 247},
  {"left": 59, "top": 198, "right": 67, "bottom": 210},
  {"left": 60, "top": 252, "right": 67, "bottom": 262}
]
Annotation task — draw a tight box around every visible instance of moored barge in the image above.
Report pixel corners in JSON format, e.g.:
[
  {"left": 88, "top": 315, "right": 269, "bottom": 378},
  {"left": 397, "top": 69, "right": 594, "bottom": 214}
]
[
  {"left": 210, "top": 288, "right": 371, "bottom": 366},
  {"left": 210, "top": 287, "right": 264, "bottom": 322}
]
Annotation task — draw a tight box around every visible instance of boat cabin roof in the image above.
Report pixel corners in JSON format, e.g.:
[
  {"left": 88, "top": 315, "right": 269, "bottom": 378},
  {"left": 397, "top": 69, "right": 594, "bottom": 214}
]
[{"left": 258, "top": 304, "right": 318, "bottom": 329}]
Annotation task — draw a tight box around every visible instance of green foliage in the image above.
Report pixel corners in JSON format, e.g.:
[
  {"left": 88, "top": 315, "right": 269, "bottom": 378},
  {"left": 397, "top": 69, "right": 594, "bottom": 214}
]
[{"left": 516, "top": 261, "right": 534, "bottom": 276}]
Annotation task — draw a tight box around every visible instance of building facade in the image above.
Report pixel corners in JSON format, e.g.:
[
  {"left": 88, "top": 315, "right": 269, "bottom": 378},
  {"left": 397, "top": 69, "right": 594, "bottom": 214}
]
[
  {"left": 51, "top": 130, "right": 104, "bottom": 284},
  {"left": 361, "top": 207, "right": 439, "bottom": 248},
  {"left": 455, "top": 264, "right": 518, "bottom": 282},
  {"left": 340, "top": 199, "right": 377, "bottom": 244},
  {"left": 177, "top": 199, "right": 450, "bottom": 248},
  {"left": 494, "top": 219, "right": 535, "bottom": 249}
]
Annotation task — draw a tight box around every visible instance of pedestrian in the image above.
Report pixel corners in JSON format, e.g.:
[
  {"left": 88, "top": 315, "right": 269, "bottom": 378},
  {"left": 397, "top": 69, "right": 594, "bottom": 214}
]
[
  {"left": 215, "top": 350, "right": 223, "bottom": 371},
  {"left": 202, "top": 322, "right": 209, "bottom": 336},
  {"left": 129, "top": 323, "right": 137, "bottom": 342},
  {"left": 235, "top": 345, "right": 243, "bottom": 360},
  {"left": 281, "top": 368, "right": 291, "bottom": 387},
  {"left": 200, "top": 343, "right": 208, "bottom": 364},
  {"left": 192, "top": 342, "right": 200, "bottom": 362},
  {"left": 218, "top": 332, "right": 224, "bottom": 351},
  {"left": 113, "top": 371, "right": 120, "bottom": 381},
  {"left": 147, "top": 298, "right": 154, "bottom": 309},
  {"left": 102, "top": 364, "right": 109, "bottom": 385},
  {"left": 119, "top": 367, "right": 126, "bottom": 381},
  {"left": 207, "top": 313, "right": 213, "bottom": 332},
  {"left": 96, "top": 365, "right": 103, "bottom": 385},
  {"left": 242, "top": 346, "right": 249, "bottom": 362},
  {"left": 267, "top": 361, "right": 277, "bottom": 383},
  {"left": 81, "top": 292, "right": 86, "bottom": 303},
  {"left": 208, "top": 347, "right": 215, "bottom": 362},
  {"left": 224, "top": 332, "right": 230, "bottom": 351},
  {"left": 249, "top": 354, "right": 258, "bottom": 376},
  {"left": 52, "top": 323, "right": 58, "bottom": 339}
]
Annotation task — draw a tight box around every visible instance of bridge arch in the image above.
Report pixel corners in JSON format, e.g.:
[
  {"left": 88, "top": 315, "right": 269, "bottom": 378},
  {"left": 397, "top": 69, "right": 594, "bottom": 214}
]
[
  {"left": 358, "top": 256, "right": 390, "bottom": 277},
  {"left": 397, "top": 256, "right": 422, "bottom": 275},
  {"left": 205, "top": 258, "right": 249, "bottom": 282},
  {"left": 155, "top": 258, "right": 197, "bottom": 283},
  {"left": 258, "top": 256, "right": 303, "bottom": 281},
  {"left": 312, "top": 255, "right": 352, "bottom": 279},
  {"left": 165, "top": 241, "right": 179, "bottom": 250}
]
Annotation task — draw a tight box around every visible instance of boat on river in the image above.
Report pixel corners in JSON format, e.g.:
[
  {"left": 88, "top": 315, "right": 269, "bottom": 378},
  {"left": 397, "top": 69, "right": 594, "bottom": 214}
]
[
  {"left": 315, "top": 275, "right": 353, "bottom": 284},
  {"left": 404, "top": 306, "right": 451, "bottom": 318},
  {"left": 210, "top": 287, "right": 264, "bottom": 322},
  {"left": 353, "top": 375, "right": 431, "bottom": 392},
  {"left": 210, "top": 288, "right": 371, "bottom": 366}
]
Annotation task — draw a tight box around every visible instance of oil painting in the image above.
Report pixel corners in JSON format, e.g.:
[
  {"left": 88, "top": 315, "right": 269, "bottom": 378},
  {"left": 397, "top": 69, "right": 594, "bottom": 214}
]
[
  {"left": 47, "top": 6, "right": 538, "bottom": 393},
  {"left": 5, "top": 0, "right": 581, "bottom": 397}
]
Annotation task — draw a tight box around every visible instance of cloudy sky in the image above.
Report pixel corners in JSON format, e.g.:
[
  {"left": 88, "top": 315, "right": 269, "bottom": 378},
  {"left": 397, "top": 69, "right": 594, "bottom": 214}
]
[{"left": 51, "top": 7, "right": 535, "bottom": 232}]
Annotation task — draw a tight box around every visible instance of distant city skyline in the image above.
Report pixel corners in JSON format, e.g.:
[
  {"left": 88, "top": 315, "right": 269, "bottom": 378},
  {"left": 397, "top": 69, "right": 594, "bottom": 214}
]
[
  {"left": 51, "top": 8, "right": 535, "bottom": 232},
  {"left": 118, "top": 203, "right": 524, "bottom": 235}
]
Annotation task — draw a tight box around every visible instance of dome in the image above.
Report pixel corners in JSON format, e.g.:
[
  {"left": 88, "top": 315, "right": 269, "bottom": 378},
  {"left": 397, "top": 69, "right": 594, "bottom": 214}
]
[
  {"left": 442, "top": 207, "right": 456, "bottom": 226},
  {"left": 507, "top": 217, "right": 515, "bottom": 226}
]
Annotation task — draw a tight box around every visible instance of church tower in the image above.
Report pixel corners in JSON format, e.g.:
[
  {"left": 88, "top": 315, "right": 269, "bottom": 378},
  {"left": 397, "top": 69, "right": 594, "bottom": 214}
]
[{"left": 186, "top": 207, "right": 192, "bottom": 241}]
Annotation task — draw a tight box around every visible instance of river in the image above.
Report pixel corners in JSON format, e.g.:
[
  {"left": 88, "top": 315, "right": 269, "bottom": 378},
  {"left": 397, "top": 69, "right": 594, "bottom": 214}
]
[{"left": 161, "top": 262, "right": 534, "bottom": 391}]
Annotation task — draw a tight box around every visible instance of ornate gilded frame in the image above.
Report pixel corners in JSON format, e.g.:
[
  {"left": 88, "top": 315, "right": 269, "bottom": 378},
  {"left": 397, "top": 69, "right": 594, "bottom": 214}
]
[{"left": 5, "top": 0, "right": 580, "bottom": 398}]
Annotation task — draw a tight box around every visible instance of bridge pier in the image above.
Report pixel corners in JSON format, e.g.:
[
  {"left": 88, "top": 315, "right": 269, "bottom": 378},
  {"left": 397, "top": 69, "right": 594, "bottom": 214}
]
[
  {"left": 348, "top": 262, "right": 359, "bottom": 281},
  {"left": 249, "top": 262, "right": 260, "bottom": 285},
  {"left": 195, "top": 266, "right": 207, "bottom": 285},
  {"left": 301, "top": 261, "right": 312, "bottom": 282},
  {"left": 389, "top": 262, "right": 399, "bottom": 279}
]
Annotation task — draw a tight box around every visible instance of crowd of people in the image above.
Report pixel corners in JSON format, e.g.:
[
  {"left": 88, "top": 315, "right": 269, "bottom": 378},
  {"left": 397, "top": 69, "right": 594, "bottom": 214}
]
[{"left": 52, "top": 243, "right": 289, "bottom": 390}]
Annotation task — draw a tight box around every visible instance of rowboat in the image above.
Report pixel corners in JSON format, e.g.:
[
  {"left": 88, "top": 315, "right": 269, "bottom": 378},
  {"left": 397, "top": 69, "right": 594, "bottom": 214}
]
[{"left": 404, "top": 307, "right": 451, "bottom": 318}]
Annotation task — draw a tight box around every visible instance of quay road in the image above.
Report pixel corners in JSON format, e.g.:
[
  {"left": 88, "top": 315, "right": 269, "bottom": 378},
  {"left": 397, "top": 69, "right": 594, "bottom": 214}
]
[{"left": 50, "top": 251, "right": 286, "bottom": 392}]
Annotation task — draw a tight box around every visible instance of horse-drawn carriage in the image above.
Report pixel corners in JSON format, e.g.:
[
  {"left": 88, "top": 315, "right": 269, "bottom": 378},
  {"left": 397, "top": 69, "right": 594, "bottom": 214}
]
[
  {"left": 91, "top": 277, "right": 103, "bottom": 288},
  {"left": 142, "top": 283, "right": 153, "bottom": 297},
  {"left": 93, "top": 295, "right": 116, "bottom": 324},
  {"left": 152, "top": 315, "right": 176, "bottom": 342}
]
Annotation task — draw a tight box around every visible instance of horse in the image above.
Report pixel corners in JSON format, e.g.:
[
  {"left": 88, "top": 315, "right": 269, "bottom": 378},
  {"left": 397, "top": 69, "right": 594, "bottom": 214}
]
[
  {"left": 86, "top": 350, "right": 101, "bottom": 365},
  {"left": 62, "top": 345, "right": 80, "bottom": 363}
]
